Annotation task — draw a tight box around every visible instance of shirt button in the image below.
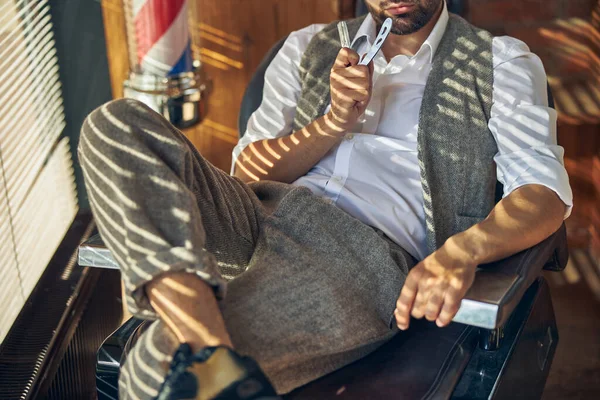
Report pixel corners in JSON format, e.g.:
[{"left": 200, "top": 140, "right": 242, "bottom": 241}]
[{"left": 345, "top": 133, "right": 354, "bottom": 141}]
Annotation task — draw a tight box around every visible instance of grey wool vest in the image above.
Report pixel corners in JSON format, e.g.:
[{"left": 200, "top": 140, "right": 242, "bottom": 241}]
[{"left": 293, "top": 14, "right": 498, "bottom": 256}]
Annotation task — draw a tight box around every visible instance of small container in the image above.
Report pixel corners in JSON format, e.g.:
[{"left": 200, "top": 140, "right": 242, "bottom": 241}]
[{"left": 124, "top": 61, "right": 211, "bottom": 129}]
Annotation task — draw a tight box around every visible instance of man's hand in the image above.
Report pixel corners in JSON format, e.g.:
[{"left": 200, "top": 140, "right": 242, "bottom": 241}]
[
  {"left": 394, "top": 184, "right": 567, "bottom": 331},
  {"left": 234, "top": 48, "right": 373, "bottom": 184},
  {"left": 328, "top": 48, "right": 374, "bottom": 131},
  {"left": 394, "top": 239, "right": 477, "bottom": 330}
]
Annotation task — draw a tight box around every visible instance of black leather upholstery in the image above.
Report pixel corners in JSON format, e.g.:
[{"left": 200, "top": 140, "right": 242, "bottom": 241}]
[
  {"left": 447, "top": 0, "right": 467, "bottom": 16},
  {"left": 285, "top": 321, "right": 478, "bottom": 399},
  {"left": 355, "top": 0, "right": 368, "bottom": 16}
]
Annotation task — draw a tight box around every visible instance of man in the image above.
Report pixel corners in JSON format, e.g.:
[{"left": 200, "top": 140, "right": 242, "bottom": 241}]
[{"left": 79, "top": 0, "right": 572, "bottom": 399}]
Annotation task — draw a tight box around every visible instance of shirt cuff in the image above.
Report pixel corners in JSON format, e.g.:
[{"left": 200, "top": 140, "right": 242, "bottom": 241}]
[{"left": 496, "top": 149, "right": 573, "bottom": 219}]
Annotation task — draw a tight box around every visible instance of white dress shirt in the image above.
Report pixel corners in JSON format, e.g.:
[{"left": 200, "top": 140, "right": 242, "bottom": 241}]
[{"left": 232, "top": 4, "right": 572, "bottom": 260}]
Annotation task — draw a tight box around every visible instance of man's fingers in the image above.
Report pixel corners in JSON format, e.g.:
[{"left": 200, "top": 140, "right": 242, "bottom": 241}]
[
  {"left": 345, "top": 49, "right": 360, "bottom": 66},
  {"left": 394, "top": 250, "right": 477, "bottom": 330},
  {"left": 331, "top": 86, "right": 370, "bottom": 103},
  {"left": 411, "top": 287, "right": 428, "bottom": 319},
  {"left": 330, "top": 86, "right": 354, "bottom": 105},
  {"left": 333, "top": 48, "right": 360, "bottom": 68},
  {"left": 435, "top": 285, "right": 464, "bottom": 327},
  {"left": 330, "top": 53, "right": 372, "bottom": 124},
  {"left": 436, "top": 298, "right": 461, "bottom": 327},
  {"left": 395, "top": 291, "right": 415, "bottom": 330},
  {"left": 348, "top": 89, "right": 370, "bottom": 102},
  {"left": 330, "top": 88, "right": 369, "bottom": 108},
  {"left": 409, "top": 268, "right": 430, "bottom": 320},
  {"left": 333, "top": 66, "right": 371, "bottom": 82},
  {"left": 395, "top": 271, "right": 420, "bottom": 330},
  {"left": 424, "top": 291, "right": 445, "bottom": 322},
  {"left": 330, "top": 73, "right": 370, "bottom": 91}
]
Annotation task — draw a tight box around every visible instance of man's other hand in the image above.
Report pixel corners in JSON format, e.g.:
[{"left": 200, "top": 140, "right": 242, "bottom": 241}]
[
  {"left": 328, "top": 48, "right": 374, "bottom": 132},
  {"left": 394, "top": 239, "right": 477, "bottom": 330}
]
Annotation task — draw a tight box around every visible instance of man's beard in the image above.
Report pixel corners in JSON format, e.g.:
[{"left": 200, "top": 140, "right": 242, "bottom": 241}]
[{"left": 368, "top": 1, "right": 441, "bottom": 35}]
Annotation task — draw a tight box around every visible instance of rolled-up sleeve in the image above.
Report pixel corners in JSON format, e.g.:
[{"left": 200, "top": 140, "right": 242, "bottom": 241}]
[
  {"left": 230, "top": 24, "right": 324, "bottom": 175},
  {"left": 490, "top": 36, "right": 573, "bottom": 218}
]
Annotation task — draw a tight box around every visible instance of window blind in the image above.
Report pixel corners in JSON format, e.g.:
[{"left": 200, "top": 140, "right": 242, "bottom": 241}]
[{"left": 0, "top": 0, "right": 78, "bottom": 343}]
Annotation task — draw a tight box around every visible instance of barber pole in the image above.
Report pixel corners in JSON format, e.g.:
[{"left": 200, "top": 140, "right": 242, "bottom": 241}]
[
  {"left": 123, "top": 0, "right": 209, "bottom": 128},
  {"left": 132, "top": 0, "right": 193, "bottom": 77}
]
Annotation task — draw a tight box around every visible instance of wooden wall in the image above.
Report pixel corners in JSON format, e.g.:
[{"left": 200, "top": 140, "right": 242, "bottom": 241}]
[
  {"left": 100, "top": 0, "right": 354, "bottom": 171},
  {"left": 466, "top": 0, "right": 600, "bottom": 251}
]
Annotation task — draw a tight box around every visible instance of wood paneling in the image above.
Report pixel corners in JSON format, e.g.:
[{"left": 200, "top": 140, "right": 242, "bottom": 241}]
[
  {"left": 100, "top": 0, "right": 353, "bottom": 171},
  {"left": 592, "top": 154, "right": 600, "bottom": 263},
  {"left": 276, "top": 0, "right": 343, "bottom": 37},
  {"left": 101, "top": 0, "right": 129, "bottom": 99}
]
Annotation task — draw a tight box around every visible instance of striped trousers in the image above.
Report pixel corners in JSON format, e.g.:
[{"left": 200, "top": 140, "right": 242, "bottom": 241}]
[{"left": 78, "top": 99, "right": 415, "bottom": 399}]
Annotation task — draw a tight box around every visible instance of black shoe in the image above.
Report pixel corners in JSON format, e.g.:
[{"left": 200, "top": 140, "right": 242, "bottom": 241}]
[{"left": 156, "top": 344, "right": 281, "bottom": 400}]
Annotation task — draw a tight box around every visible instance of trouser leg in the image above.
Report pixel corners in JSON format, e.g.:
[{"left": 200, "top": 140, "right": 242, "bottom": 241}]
[
  {"left": 79, "top": 98, "right": 263, "bottom": 320},
  {"left": 79, "top": 99, "right": 266, "bottom": 399}
]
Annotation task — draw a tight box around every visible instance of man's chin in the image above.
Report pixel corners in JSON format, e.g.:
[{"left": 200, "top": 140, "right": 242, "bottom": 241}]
[{"left": 390, "top": 21, "right": 425, "bottom": 36}]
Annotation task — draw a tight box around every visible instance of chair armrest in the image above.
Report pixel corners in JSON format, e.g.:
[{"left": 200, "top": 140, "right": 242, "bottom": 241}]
[
  {"left": 78, "top": 234, "right": 119, "bottom": 269},
  {"left": 452, "top": 224, "right": 567, "bottom": 330},
  {"left": 80, "top": 225, "right": 568, "bottom": 330}
]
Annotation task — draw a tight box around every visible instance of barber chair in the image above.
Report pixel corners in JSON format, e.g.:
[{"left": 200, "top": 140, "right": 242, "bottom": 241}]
[{"left": 85, "top": 1, "right": 567, "bottom": 398}]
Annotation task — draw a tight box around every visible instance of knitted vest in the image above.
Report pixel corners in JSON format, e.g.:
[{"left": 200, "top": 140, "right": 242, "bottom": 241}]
[{"left": 293, "top": 14, "right": 497, "bottom": 255}]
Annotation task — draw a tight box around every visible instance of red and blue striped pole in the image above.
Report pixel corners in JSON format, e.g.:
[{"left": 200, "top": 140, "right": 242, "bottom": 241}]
[{"left": 132, "top": 0, "right": 193, "bottom": 77}]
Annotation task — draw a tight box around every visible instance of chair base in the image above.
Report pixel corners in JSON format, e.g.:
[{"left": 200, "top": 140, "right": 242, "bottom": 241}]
[{"left": 453, "top": 278, "right": 558, "bottom": 399}]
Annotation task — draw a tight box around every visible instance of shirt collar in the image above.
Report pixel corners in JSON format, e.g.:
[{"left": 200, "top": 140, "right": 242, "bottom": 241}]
[{"left": 351, "top": 1, "right": 449, "bottom": 64}]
